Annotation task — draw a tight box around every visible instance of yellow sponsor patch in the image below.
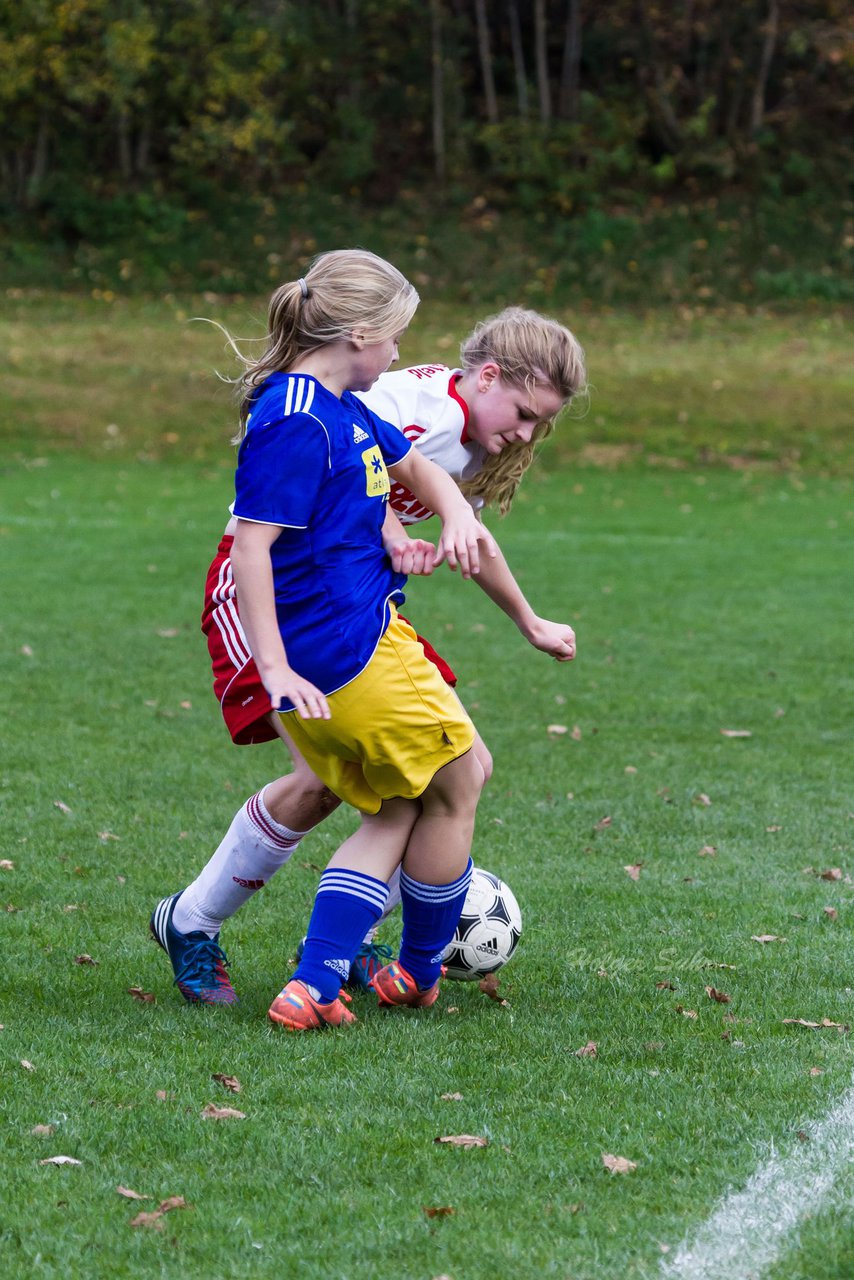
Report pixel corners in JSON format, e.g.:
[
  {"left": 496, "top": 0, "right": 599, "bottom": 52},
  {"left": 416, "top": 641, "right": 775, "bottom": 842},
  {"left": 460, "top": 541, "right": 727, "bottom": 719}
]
[{"left": 362, "top": 446, "right": 390, "bottom": 498}]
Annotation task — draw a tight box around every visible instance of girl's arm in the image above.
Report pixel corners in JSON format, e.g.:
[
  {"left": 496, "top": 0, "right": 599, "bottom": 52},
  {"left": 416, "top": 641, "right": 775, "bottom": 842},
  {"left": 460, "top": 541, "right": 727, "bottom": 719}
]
[
  {"left": 230, "top": 520, "right": 331, "bottom": 718},
  {"left": 387, "top": 449, "right": 497, "bottom": 579},
  {"left": 470, "top": 520, "right": 576, "bottom": 661},
  {"left": 382, "top": 505, "right": 436, "bottom": 577}
]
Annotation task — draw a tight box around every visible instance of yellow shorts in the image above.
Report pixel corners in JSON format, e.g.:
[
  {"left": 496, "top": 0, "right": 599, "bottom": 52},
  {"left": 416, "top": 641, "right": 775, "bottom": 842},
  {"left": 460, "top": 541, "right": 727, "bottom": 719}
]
[{"left": 280, "top": 610, "right": 475, "bottom": 814}]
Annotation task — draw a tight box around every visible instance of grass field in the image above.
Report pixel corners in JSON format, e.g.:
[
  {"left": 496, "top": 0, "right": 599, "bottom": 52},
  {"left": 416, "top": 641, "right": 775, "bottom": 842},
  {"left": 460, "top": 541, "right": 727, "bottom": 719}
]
[{"left": 1, "top": 297, "right": 852, "bottom": 1279}]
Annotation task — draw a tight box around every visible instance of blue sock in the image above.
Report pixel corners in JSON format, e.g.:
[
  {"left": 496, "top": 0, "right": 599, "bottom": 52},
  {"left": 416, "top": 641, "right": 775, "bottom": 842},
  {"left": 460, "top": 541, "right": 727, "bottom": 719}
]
[
  {"left": 293, "top": 868, "right": 388, "bottom": 1003},
  {"left": 399, "top": 859, "right": 473, "bottom": 989}
]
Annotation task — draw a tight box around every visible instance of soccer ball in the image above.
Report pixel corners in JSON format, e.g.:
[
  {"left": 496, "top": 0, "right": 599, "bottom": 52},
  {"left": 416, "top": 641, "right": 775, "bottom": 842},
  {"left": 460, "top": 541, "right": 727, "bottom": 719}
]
[{"left": 442, "top": 867, "right": 522, "bottom": 981}]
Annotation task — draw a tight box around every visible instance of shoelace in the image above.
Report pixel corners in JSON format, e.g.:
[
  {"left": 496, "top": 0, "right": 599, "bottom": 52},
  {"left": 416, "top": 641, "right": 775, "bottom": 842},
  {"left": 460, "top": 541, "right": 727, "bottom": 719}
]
[
  {"left": 175, "top": 936, "right": 231, "bottom": 988},
  {"left": 358, "top": 941, "right": 394, "bottom": 967}
]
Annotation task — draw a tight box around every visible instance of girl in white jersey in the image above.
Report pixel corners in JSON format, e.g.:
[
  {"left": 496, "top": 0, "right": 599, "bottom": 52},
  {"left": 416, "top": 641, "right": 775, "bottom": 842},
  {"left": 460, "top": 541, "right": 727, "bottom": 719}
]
[{"left": 151, "top": 306, "right": 587, "bottom": 1006}]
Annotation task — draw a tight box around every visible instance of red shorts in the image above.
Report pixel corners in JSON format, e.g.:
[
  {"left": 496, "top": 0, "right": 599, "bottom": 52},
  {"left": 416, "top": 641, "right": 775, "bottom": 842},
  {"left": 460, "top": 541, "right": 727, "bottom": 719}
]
[{"left": 201, "top": 535, "right": 458, "bottom": 746}]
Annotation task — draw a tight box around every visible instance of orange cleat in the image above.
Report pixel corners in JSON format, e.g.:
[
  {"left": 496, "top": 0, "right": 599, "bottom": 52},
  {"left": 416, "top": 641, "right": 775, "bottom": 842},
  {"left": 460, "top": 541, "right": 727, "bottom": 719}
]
[
  {"left": 268, "top": 980, "right": 356, "bottom": 1031},
  {"left": 370, "top": 960, "right": 441, "bottom": 1008}
]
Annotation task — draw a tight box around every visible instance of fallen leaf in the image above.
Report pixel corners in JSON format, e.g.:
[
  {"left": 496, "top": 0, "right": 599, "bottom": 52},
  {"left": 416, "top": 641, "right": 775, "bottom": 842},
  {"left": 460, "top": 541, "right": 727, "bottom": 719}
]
[
  {"left": 821, "top": 868, "right": 842, "bottom": 881},
  {"left": 624, "top": 764, "right": 637, "bottom": 773},
  {"left": 676, "top": 1006, "right": 698, "bottom": 1019},
  {"left": 720, "top": 728, "right": 752, "bottom": 738},
  {"left": 547, "top": 723, "right": 568, "bottom": 737},
  {"left": 116, "top": 1186, "right": 151, "bottom": 1201},
  {"left": 797, "top": 1130, "right": 810, "bottom": 1143},
  {"left": 594, "top": 816, "right": 612, "bottom": 831},
  {"left": 53, "top": 801, "right": 73, "bottom": 814},
  {"left": 74, "top": 954, "right": 98, "bottom": 966},
  {"left": 823, "top": 907, "right": 838, "bottom": 921},
  {"left": 656, "top": 981, "right": 677, "bottom": 991},
  {"left": 180, "top": 700, "right": 192, "bottom": 710},
  {"left": 705, "top": 986, "right": 731, "bottom": 1004},
  {"left": 422, "top": 1206, "right": 456, "bottom": 1218},
  {"left": 98, "top": 831, "right": 120, "bottom": 842},
  {"left": 31, "top": 1124, "right": 55, "bottom": 1137},
  {"left": 440, "top": 1092, "right": 463, "bottom": 1101},
  {"left": 434, "top": 1134, "right": 489, "bottom": 1148},
  {"left": 212, "top": 1073, "right": 242, "bottom": 1094},
  {"left": 127, "top": 986, "right": 156, "bottom": 1003},
  {"left": 783, "top": 1018, "right": 848, "bottom": 1030},
  {"left": 158, "top": 1196, "right": 188, "bottom": 1212},
  {"left": 571, "top": 725, "right": 583, "bottom": 741},
  {"left": 21, "top": 644, "right": 34, "bottom": 656},
  {"left": 0, "top": 860, "right": 14, "bottom": 872},
  {"left": 809, "top": 1067, "right": 825, "bottom": 1076},
  {"left": 766, "top": 825, "right": 782, "bottom": 833},
  {"left": 39, "top": 1155, "right": 81, "bottom": 1166},
  {"left": 155, "top": 1090, "right": 176, "bottom": 1101},
  {"left": 602, "top": 1152, "right": 637, "bottom": 1174},
  {"left": 624, "top": 863, "right": 642, "bottom": 880},
  {"left": 156, "top": 628, "right": 179, "bottom": 638},
  {"left": 445, "top": 1006, "right": 459, "bottom": 1014},
  {"left": 478, "top": 973, "right": 508, "bottom": 1005},
  {"left": 695, "top": 793, "right": 712, "bottom": 806},
  {"left": 201, "top": 1103, "right": 246, "bottom": 1120},
  {"left": 21, "top": 1059, "right": 35, "bottom": 1071},
  {"left": 574, "top": 1041, "right": 598, "bottom": 1058},
  {"left": 698, "top": 845, "right": 717, "bottom": 857},
  {"left": 130, "top": 1211, "right": 164, "bottom": 1231},
  {"left": 751, "top": 935, "right": 786, "bottom": 944}
]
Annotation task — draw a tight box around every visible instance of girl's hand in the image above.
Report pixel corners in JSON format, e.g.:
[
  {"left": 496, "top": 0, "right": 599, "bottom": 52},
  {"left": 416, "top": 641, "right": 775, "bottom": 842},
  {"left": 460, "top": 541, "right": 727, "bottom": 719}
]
[
  {"left": 385, "top": 534, "right": 437, "bottom": 577},
  {"left": 525, "top": 617, "right": 577, "bottom": 661},
  {"left": 433, "top": 512, "right": 498, "bottom": 579},
  {"left": 260, "top": 662, "right": 331, "bottom": 719}
]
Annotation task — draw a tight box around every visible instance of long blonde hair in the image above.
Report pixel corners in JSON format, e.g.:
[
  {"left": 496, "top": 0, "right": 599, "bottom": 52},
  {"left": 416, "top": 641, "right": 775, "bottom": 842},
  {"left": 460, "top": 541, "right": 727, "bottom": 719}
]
[
  {"left": 223, "top": 249, "right": 419, "bottom": 439},
  {"left": 458, "top": 307, "right": 587, "bottom": 515}
]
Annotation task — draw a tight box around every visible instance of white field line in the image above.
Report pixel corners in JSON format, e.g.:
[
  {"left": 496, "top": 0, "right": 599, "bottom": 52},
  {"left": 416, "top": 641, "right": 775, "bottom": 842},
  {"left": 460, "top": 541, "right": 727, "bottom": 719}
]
[{"left": 659, "top": 1072, "right": 854, "bottom": 1280}]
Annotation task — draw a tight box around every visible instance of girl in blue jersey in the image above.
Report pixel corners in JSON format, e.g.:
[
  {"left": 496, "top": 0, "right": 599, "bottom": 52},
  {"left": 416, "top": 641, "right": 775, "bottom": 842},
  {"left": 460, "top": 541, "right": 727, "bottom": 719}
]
[{"left": 157, "top": 249, "right": 497, "bottom": 1029}]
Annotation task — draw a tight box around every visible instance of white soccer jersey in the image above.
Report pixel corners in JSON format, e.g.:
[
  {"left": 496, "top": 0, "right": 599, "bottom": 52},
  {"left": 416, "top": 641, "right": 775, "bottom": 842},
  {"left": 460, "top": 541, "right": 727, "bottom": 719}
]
[{"left": 358, "top": 365, "right": 487, "bottom": 525}]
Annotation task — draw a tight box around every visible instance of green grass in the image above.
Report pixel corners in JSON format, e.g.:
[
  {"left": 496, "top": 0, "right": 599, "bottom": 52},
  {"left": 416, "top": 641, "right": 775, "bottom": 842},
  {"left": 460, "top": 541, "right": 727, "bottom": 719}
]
[{"left": 1, "top": 300, "right": 853, "bottom": 1277}]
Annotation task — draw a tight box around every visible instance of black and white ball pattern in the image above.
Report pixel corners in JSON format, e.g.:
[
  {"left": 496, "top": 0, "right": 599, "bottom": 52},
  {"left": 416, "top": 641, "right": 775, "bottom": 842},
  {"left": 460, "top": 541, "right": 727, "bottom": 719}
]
[{"left": 442, "top": 867, "right": 522, "bottom": 981}]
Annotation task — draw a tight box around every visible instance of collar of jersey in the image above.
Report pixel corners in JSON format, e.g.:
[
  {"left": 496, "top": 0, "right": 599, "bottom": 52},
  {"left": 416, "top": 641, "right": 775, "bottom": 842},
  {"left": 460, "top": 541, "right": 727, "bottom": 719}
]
[{"left": 447, "top": 371, "right": 472, "bottom": 443}]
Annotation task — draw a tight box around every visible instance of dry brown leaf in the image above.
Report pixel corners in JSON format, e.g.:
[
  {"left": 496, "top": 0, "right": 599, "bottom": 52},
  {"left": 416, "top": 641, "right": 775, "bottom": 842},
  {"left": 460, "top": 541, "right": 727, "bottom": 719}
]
[
  {"left": 155, "top": 1090, "right": 176, "bottom": 1101},
  {"left": 594, "top": 815, "right": 612, "bottom": 831},
  {"left": 624, "top": 863, "right": 642, "bottom": 880},
  {"left": 31, "top": 1124, "right": 55, "bottom": 1137},
  {"left": 74, "top": 954, "right": 98, "bottom": 966},
  {"left": 0, "top": 860, "right": 14, "bottom": 871},
  {"left": 676, "top": 1005, "right": 698, "bottom": 1019},
  {"left": 571, "top": 725, "right": 583, "bottom": 741},
  {"left": 751, "top": 935, "right": 786, "bottom": 944},
  {"left": 39, "top": 1155, "right": 81, "bottom": 1166},
  {"left": 440, "top": 1092, "right": 463, "bottom": 1101},
  {"left": 98, "top": 831, "right": 120, "bottom": 842},
  {"left": 434, "top": 1134, "right": 489, "bottom": 1148},
  {"left": 21, "top": 1059, "right": 35, "bottom": 1071},
  {"left": 201, "top": 1103, "right": 246, "bottom": 1120},
  {"left": 696, "top": 793, "right": 712, "bottom": 806},
  {"left": 602, "top": 1152, "right": 637, "bottom": 1174},
  {"left": 656, "top": 981, "right": 677, "bottom": 991},
  {"left": 116, "top": 1186, "right": 151, "bottom": 1201},
  {"left": 720, "top": 728, "right": 752, "bottom": 738},
  {"left": 158, "top": 1196, "right": 188, "bottom": 1212},
  {"left": 127, "top": 986, "right": 156, "bottom": 1003},
  {"left": 820, "top": 868, "right": 842, "bottom": 881},
  {"left": 698, "top": 845, "right": 717, "bottom": 857},
  {"left": 823, "top": 907, "right": 839, "bottom": 921},
  {"left": 809, "top": 1067, "right": 825, "bottom": 1076},
  {"left": 478, "top": 973, "right": 508, "bottom": 1005},
  {"left": 422, "top": 1206, "right": 456, "bottom": 1218},
  {"left": 783, "top": 1018, "right": 848, "bottom": 1030},
  {"left": 574, "top": 1041, "right": 598, "bottom": 1058},
  {"left": 212, "top": 1073, "right": 242, "bottom": 1094},
  {"left": 130, "top": 1211, "right": 164, "bottom": 1231},
  {"left": 53, "top": 800, "right": 73, "bottom": 814},
  {"left": 766, "top": 825, "right": 782, "bottom": 833},
  {"left": 624, "top": 764, "right": 637, "bottom": 773},
  {"left": 705, "top": 986, "right": 731, "bottom": 1004},
  {"left": 547, "top": 723, "right": 568, "bottom": 737}
]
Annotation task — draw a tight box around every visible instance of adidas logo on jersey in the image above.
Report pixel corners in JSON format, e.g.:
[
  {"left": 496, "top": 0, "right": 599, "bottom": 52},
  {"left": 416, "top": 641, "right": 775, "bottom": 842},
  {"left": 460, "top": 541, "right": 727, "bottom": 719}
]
[{"left": 352, "top": 423, "right": 370, "bottom": 444}]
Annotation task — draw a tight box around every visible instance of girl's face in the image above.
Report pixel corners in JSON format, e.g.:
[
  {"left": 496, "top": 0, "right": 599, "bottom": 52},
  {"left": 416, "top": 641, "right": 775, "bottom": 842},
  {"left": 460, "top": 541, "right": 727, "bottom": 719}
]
[
  {"left": 349, "top": 330, "right": 405, "bottom": 391},
  {"left": 467, "top": 364, "right": 564, "bottom": 455}
]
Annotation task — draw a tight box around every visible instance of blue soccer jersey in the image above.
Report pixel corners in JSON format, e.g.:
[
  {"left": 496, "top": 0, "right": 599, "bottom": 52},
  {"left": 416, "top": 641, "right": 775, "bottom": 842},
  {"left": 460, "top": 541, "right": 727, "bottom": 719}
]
[{"left": 232, "top": 372, "right": 412, "bottom": 708}]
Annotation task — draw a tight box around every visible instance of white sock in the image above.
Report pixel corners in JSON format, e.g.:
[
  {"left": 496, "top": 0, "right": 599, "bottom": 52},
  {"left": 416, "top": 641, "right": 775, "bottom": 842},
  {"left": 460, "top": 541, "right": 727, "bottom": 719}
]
[
  {"left": 173, "top": 789, "right": 307, "bottom": 937},
  {"left": 360, "top": 866, "right": 402, "bottom": 945}
]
